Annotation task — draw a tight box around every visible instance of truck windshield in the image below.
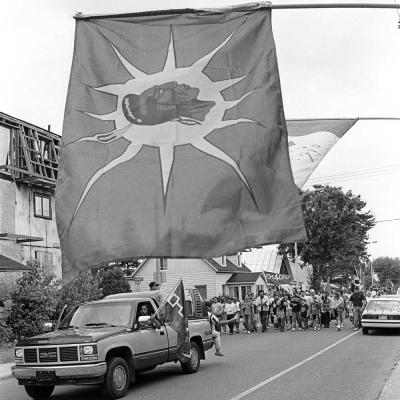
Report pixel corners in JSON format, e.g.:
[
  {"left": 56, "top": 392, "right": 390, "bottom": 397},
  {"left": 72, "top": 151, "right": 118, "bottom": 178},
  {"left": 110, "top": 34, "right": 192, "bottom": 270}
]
[{"left": 59, "top": 302, "right": 133, "bottom": 329}]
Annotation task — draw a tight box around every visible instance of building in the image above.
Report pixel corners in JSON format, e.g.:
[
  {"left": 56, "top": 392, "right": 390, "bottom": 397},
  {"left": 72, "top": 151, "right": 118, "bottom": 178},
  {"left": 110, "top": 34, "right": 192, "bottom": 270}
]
[
  {"left": 242, "top": 245, "right": 309, "bottom": 289},
  {"left": 0, "top": 112, "right": 62, "bottom": 279},
  {"left": 129, "top": 255, "right": 268, "bottom": 301}
]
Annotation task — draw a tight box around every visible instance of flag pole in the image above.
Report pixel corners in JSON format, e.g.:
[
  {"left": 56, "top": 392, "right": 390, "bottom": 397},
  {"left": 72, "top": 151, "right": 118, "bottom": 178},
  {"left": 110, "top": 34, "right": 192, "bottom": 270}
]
[{"left": 271, "top": 3, "right": 400, "bottom": 10}]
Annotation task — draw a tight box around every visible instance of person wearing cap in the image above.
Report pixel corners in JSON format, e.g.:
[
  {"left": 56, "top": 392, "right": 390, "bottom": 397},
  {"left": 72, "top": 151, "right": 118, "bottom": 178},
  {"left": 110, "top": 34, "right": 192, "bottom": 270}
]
[{"left": 149, "top": 281, "right": 161, "bottom": 291}]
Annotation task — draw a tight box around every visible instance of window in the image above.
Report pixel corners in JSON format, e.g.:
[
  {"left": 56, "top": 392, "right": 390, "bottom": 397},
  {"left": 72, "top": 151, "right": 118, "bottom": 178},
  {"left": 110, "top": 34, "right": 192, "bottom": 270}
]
[
  {"left": 34, "top": 193, "right": 52, "bottom": 219},
  {"left": 35, "top": 250, "right": 53, "bottom": 267},
  {"left": 0, "top": 125, "right": 10, "bottom": 165},
  {"left": 256, "top": 285, "right": 264, "bottom": 294},
  {"left": 228, "top": 286, "right": 239, "bottom": 299},
  {"left": 240, "top": 286, "right": 252, "bottom": 301},
  {"left": 195, "top": 285, "right": 207, "bottom": 301}
]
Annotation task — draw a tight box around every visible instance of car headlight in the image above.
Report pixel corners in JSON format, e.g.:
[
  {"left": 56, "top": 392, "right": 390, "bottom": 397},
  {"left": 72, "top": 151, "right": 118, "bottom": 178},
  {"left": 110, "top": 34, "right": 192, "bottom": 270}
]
[{"left": 15, "top": 348, "right": 24, "bottom": 358}]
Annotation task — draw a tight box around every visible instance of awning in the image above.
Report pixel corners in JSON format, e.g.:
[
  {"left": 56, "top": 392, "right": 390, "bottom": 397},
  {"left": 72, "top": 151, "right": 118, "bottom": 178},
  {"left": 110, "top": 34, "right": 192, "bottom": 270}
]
[
  {"left": 0, "top": 255, "right": 30, "bottom": 271},
  {"left": 0, "top": 233, "right": 43, "bottom": 243}
]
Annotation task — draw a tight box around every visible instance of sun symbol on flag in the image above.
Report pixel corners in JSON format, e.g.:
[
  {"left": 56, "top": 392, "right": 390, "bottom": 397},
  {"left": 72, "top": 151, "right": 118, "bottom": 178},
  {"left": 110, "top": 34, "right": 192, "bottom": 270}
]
[{"left": 73, "top": 29, "right": 258, "bottom": 219}]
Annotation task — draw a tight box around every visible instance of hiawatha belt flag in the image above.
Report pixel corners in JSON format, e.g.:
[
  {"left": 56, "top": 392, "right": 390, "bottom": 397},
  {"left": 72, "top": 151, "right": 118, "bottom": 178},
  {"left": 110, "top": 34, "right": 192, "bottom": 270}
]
[
  {"left": 56, "top": 4, "right": 306, "bottom": 277},
  {"left": 287, "top": 119, "right": 358, "bottom": 188}
]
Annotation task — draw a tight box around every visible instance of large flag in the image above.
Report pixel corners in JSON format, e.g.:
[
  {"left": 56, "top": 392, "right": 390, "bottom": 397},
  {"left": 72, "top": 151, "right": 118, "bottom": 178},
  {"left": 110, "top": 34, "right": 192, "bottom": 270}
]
[
  {"left": 56, "top": 4, "right": 306, "bottom": 278},
  {"left": 287, "top": 119, "right": 358, "bottom": 188},
  {"left": 156, "top": 280, "right": 190, "bottom": 361}
]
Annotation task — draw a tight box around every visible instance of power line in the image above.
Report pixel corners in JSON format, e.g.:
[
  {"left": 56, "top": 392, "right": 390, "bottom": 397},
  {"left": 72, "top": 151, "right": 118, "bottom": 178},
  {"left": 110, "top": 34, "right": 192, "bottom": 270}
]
[
  {"left": 307, "top": 163, "right": 400, "bottom": 181},
  {"left": 272, "top": 3, "right": 400, "bottom": 10},
  {"left": 308, "top": 168, "right": 400, "bottom": 184},
  {"left": 375, "top": 218, "right": 400, "bottom": 223}
]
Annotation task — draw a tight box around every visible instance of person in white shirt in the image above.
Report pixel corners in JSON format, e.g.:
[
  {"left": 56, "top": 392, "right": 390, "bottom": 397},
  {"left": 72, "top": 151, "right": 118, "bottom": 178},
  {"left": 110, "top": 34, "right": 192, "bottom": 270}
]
[
  {"left": 224, "top": 298, "right": 237, "bottom": 335},
  {"left": 254, "top": 290, "right": 269, "bottom": 332},
  {"left": 206, "top": 301, "right": 237, "bottom": 356}
]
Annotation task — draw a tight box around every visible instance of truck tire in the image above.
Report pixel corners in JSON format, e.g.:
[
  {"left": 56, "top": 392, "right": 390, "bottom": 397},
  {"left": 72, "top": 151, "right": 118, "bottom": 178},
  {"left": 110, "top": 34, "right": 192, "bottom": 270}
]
[
  {"left": 24, "top": 385, "right": 54, "bottom": 399},
  {"left": 362, "top": 327, "right": 369, "bottom": 335},
  {"left": 181, "top": 341, "right": 200, "bottom": 374},
  {"left": 102, "top": 357, "right": 131, "bottom": 399}
]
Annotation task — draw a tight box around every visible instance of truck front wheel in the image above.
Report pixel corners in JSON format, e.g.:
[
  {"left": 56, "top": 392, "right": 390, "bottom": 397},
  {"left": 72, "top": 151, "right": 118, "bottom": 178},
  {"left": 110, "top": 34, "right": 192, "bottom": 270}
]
[
  {"left": 102, "top": 357, "right": 131, "bottom": 399},
  {"left": 181, "top": 341, "right": 200, "bottom": 374},
  {"left": 24, "top": 385, "right": 54, "bottom": 399}
]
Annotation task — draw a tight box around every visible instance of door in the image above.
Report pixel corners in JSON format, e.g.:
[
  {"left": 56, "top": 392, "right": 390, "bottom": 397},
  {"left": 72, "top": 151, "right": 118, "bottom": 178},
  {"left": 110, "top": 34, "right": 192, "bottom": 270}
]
[{"left": 131, "top": 301, "right": 169, "bottom": 369}]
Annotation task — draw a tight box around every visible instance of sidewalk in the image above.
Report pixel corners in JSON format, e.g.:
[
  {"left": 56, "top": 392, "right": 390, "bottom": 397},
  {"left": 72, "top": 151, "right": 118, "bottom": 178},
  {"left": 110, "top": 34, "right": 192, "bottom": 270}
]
[
  {"left": 378, "top": 361, "right": 400, "bottom": 400},
  {"left": 0, "top": 363, "right": 13, "bottom": 381}
]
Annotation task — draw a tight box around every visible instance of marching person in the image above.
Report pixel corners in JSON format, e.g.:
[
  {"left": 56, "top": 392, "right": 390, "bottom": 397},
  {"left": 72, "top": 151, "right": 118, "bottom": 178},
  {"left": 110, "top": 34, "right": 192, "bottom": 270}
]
[
  {"left": 255, "top": 290, "right": 269, "bottom": 332},
  {"left": 242, "top": 294, "right": 254, "bottom": 333},
  {"left": 331, "top": 291, "right": 345, "bottom": 331},
  {"left": 205, "top": 301, "right": 238, "bottom": 357},
  {"left": 349, "top": 286, "right": 366, "bottom": 331},
  {"left": 225, "top": 298, "right": 237, "bottom": 335}
]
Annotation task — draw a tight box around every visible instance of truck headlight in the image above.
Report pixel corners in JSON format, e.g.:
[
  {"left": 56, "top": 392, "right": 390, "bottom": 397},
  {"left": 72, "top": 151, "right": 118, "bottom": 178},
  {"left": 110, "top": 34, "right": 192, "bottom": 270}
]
[
  {"left": 82, "top": 345, "right": 94, "bottom": 355},
  {"left": 15, "top": 348, "right": 24, "bottom": 359},
  {"left": 80, "top": 344, "right": 98, "bottom": 355}
]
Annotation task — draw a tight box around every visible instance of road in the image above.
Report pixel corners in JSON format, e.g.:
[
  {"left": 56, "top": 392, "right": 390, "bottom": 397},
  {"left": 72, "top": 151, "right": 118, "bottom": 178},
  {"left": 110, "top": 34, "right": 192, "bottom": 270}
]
[{"left": 2, "top": 325, "right": 400, "bottom": 400}]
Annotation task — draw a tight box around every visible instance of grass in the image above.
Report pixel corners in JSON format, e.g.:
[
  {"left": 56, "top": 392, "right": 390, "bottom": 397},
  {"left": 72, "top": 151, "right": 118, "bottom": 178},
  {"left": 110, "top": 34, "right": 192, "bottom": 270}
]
[{"left": 0, "top": 343, "right": 14, "bottom": 364}]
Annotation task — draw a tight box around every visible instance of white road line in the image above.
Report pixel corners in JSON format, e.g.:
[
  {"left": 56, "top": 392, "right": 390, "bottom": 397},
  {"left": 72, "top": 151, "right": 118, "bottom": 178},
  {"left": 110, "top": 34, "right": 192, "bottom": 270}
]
[{"left": 228, "top": 330, "right": 360, "bottom": 400}]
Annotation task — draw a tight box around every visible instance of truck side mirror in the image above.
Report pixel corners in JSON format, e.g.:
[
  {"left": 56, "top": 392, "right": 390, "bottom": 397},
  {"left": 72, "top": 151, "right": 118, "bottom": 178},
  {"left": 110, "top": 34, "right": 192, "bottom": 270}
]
[{"left": 43, "top": 322, "right": 53, "bottom": 332}]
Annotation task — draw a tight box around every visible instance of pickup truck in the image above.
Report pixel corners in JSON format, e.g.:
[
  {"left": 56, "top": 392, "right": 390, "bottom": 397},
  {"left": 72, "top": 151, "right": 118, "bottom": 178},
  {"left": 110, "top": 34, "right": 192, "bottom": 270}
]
[{"left": 12, "top": 288, "right": 213, "bottom": 399}]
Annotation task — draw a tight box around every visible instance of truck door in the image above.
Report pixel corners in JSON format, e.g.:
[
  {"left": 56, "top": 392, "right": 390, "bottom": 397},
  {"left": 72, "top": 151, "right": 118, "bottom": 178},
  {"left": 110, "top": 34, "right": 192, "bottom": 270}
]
[{"left": 132, "top": 301, "right": 168, "bottom": 369}]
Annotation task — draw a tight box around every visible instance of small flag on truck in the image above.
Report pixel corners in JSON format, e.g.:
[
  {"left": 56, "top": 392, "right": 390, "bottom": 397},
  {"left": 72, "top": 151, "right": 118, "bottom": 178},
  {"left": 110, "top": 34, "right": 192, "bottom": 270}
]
[{"left": 156, "top": 279, "right": 190, "bottom": 361}]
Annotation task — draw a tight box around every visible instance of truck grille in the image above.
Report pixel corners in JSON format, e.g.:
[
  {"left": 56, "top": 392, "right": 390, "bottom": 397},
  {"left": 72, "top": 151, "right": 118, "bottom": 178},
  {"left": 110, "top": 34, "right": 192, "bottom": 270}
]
[
  {"left": 39, "top": 347, "right": 58, "bottom": 363},
  {"left": 24, "top": 348, "right": 38, "bottom": 363},
  {"left": 60, "top": 346, "right": 78, "bottom": 361}
]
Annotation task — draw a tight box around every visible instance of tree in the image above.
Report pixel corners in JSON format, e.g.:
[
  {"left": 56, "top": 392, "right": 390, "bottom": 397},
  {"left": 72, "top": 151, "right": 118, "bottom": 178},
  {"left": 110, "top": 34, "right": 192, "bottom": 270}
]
[
  {"left": 372, "top": 257, "right": 400, "bottom": 287},
  {"left": 98, "top": 267, "right": 131, "bottom": 298},
  {"left": 279, "top": 185, "right": 375, "bottom": 290},
  {"left": 7, "top": 262, "right": 59, "bottom": 340}
]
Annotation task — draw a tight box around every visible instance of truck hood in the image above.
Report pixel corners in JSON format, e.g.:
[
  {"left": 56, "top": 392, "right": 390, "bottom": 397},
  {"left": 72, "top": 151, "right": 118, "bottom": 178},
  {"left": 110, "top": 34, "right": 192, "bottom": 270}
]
[{"left": 17, "top": 327, "right": 127, "bottom": 346}]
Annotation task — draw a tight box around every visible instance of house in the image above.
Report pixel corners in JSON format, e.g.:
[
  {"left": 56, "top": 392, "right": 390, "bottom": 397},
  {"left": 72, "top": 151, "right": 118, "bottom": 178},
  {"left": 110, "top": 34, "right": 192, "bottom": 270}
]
[
  {"left": 242, "top": 245, "right": 309, "bottom": 289},
  {"left": 0, "top": 112, "right": 62, "bottom": 279},
  {"left": 129, "top": 255, "right": 268, "bottom": 301}
]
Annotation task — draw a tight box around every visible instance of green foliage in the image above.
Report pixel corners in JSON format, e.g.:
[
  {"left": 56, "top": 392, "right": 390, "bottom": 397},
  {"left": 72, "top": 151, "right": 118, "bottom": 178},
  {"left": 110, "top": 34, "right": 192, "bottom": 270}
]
[
  {"left": 279, "top": 185, "right": 375, "bottom": 290},
  {"left": 57, "top": 271, "right": 102, "bottom": 314},
  {"left": 7, "top": 261, "right": 59, "bottom": 341},
  {"left": 0, "top": 299, "right": 13, "bottom": 343},
  {"left": 98, "top": 267, "right": 131, "bottom": 298},
  {"left": 372, "top": 257, "right": 400, "bottom": 286}
]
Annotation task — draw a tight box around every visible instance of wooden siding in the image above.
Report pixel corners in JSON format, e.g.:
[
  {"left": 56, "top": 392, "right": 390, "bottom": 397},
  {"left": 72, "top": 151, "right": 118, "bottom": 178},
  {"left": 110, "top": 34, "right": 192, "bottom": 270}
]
[{"left": 129, "top": 258, "right": 234, "bottom": 299}]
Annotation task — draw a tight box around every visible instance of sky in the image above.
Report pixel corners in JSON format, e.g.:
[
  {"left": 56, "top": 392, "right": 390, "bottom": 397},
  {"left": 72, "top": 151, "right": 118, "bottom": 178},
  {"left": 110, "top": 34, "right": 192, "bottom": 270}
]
[{"left": 0, "top": 0, "right": 399, "bottom": 260}]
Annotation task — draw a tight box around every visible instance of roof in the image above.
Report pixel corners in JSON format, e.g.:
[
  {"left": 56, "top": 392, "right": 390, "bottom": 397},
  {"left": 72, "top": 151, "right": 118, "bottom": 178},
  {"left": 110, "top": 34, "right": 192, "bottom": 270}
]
[
  {"left": 226, "top": 272, "right": 266, "bottom": 284},
  {"left": 0, "top": 255, "right": 30, "bottom": 272},
  {"left": 132, "top": 258, "right": 251, "bottom": 276},
  {"left": 205, "top": 258, "right": 251, "bottom": 273}
]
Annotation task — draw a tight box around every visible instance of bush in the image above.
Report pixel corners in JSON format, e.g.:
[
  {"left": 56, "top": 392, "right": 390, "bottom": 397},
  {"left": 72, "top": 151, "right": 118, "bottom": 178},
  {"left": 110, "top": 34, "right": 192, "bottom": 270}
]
[
  {"left": 98, "top": 267, "right": 131, "bottom": 298},
  {"left": 0, "top": 299, "right": 13, "bottom": 343},
  {"left": 57, "top": 271, "right": 102, "bottom": 314},
  {"left": 7, "top": 262, "right": 58, "bottom": 341}
]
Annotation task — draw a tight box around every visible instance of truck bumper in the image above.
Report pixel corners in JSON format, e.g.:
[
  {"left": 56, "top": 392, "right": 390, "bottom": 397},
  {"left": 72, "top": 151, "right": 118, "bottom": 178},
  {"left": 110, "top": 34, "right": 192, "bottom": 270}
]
[{"left": 12, "top": 362, "right": 106, "bottom": 383}]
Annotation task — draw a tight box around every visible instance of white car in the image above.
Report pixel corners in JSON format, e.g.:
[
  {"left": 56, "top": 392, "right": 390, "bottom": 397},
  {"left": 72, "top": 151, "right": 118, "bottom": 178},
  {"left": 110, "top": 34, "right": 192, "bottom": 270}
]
[{"left": 361, "top": 297, "right": 400, "bottom": 334}]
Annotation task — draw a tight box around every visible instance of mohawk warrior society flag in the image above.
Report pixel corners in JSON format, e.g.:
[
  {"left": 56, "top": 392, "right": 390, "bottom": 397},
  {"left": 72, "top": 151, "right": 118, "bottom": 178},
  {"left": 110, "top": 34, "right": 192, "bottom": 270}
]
[
  {"left": 56, "top": 4, "right": 306, "bottom": 278},
  {"left": 287, "top": 119, "right": 358, "bottom": 188},
  {"left": 157, "top": 280, "right": 190, "bottom": 361}
]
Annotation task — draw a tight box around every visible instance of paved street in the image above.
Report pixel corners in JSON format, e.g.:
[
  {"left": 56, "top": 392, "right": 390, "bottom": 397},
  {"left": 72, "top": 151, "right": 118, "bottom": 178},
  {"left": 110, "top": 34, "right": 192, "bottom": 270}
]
[{"left": 2, "top": 326, "right": 400, "bottom": 400}]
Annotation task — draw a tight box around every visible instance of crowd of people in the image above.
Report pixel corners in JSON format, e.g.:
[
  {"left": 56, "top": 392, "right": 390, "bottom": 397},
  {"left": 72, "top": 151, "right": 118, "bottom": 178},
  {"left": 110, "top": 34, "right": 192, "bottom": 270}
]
[{"left": 205, "top": 285, "right": 385, "bottom": 356}]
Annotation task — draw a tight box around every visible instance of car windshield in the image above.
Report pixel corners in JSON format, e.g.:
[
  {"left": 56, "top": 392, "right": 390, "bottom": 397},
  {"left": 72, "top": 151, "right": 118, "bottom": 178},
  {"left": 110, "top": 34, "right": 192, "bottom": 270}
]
[
  {"left": 59, "top": 302, "right": 133, "bottom": 329},
  {"left": 366, "top": 300, "right": 400, "bottom": 311}
]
